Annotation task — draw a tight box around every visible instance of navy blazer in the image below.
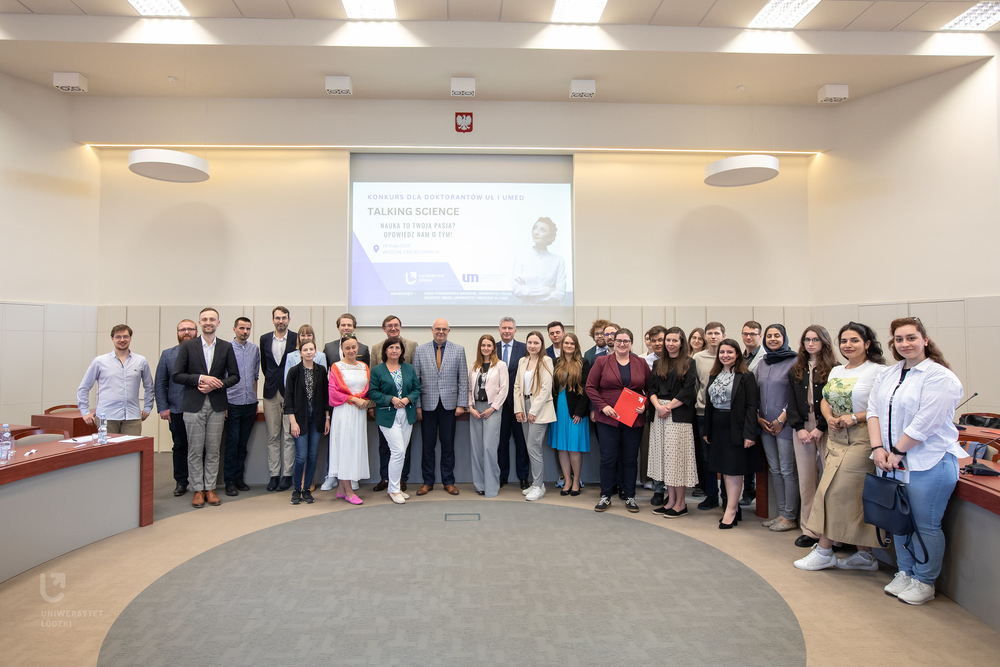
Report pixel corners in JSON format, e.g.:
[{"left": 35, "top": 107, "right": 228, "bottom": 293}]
[
  {"left": 498, "top": 339, "right": 527, "bottom": 406},
  {"left": 546, "top": 344, "right": 557, "bottom": 361},
  {"left": 260, "top": 331, "right": 297, "bottom": 399}
]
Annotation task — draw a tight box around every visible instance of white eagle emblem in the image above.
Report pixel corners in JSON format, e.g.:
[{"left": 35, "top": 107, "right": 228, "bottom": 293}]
[{"left": 456, "top": 114, "right": 473, "bottom": 132}]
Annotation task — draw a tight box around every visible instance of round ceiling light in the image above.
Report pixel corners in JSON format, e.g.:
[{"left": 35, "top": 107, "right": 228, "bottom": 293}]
[
  {"left": 704, "top": 154, "right": 778, "bottom": 187},
  {"left": 128, "top": 149, "right": 209, "bottom": 183}
]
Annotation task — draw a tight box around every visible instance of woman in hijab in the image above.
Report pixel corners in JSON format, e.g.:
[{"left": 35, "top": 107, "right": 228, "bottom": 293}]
[{"left": 754, "top": 324, "right": 800, "bottom": 533}]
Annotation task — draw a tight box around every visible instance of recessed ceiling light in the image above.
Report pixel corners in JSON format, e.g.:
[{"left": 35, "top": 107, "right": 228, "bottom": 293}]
[
  {"left": 551, "top": 0, "right": 608, "bottom": 24},
  {"left": 748, "top": 0, "right": 821, "bottom": 29},
  {"left": 125, "top": 0, "right": 189, "bottom": 17},
  {"left": 942, "top": 1, "right": 1000, "bottom": 30},
  {"left": 342, "top": 0, "right": 396, "bottom": 20}
]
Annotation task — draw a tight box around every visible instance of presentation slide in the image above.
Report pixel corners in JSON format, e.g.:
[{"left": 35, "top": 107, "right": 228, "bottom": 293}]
[{"left": 351, "top": 182, "right": 573, "bottom": 309}]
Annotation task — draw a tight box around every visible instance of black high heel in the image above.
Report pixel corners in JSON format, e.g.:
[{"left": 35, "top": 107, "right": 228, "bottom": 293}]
[{"left": 719, "top": 517, "right": 737, "bottom": 529}]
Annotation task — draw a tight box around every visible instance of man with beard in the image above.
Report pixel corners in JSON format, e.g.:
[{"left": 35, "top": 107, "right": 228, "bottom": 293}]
[
  {"left": 155, "top": 318, "right": 198, "bottom": 497},
  {"left": 260, "top": 306, "right": 297, "bottom": 492}
]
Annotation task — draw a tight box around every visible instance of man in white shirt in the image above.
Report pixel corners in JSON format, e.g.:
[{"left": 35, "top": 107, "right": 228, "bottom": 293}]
[
  {"left": 642, "top": 326, "right": 667, "bottom": 502},
  {"left": 260, "top": 306, "right": 297, "bottom": 492},
  {"left": 545, "top": 321, "right": 565, "bottom": 361},
  {"left": 78, "top": 324, "right": 154, "bottom": 436},
  {"left": 695, "top": 322, "right": 725, "bottom": 509}
]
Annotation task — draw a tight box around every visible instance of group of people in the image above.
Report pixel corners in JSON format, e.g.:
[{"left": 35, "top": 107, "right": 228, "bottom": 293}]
[{"left": 78, "top": 308, "right": 966, "bottom": 606}]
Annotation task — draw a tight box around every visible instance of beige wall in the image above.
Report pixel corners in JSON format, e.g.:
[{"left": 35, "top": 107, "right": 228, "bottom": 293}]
[{"left": 0, "top": 71, "right": 101, "bottom": 305}]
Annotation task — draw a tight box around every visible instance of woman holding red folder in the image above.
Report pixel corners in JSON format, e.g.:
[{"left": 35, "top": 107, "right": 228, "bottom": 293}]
[{"left": 585, "top": 328, "right": 650, "bottom": 514}]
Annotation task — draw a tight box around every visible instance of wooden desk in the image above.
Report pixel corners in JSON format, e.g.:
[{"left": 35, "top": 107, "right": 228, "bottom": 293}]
[
  {"left": 31, "top": 409, "right": 97, "bottom": 438},
  {"left": 955, "top": 456, "right": 1000, "bottom": 516},
  {"left": 4, "top": 424, "right": 34, "bottom": 437}
]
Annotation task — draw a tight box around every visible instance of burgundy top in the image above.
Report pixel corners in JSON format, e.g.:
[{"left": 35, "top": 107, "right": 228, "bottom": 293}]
[{"left": 585, "top": 353, "right": 651, "bottom": 428}]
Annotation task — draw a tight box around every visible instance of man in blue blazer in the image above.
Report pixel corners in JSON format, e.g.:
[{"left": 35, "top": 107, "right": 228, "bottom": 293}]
[
  {"left": 412, "top": 318, "right": 468, "bottom": 496},
  {"left": 496, "top": 317, "right": 530, "bottom": 489}
]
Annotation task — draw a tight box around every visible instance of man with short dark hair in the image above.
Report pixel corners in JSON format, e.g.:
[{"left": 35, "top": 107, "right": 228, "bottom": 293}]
[
  {"left": 260, "top": 306, "right": 297, "bottom": 492},
  {"left": 370, "top": 315, "right": 417, "bottom": 492},
  {"left": 695, "top": 321, "right": 725, "bottom": 510},
  {"left": 642, "top": 326, "right": 667, "bottom": 502},
  {"left": 173, "top": 308, "right": 240, "bottom": 509},
  {"left": 324, "top": 313, "right": 371, "bottom": 367},
  {"left": 155, "top": 318, "right": 198, "bottom": 496},
  {"left": 739, "top": 320, "right": 765, "bottom": 506},
  {"left": 496, "top": 316, "right": 529, "bottom": 489},
  {"left": 78, "top": 324, "right": 154, "bottom": 436},
  {"left": 545, "top": 321, "right": 565, "bottom": 360},
  {"left": 224, "top": 316, "right": 259, "bottom": 496}
]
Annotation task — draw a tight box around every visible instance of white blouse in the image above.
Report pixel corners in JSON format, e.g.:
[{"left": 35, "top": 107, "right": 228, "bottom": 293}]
[{"left": 866, "top": 359, "right": 966, "bottom": 473}]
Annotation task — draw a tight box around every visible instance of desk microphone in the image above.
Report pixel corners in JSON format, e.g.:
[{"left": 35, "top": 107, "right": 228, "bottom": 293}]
[
  {"left": 963, "top": 434, "right": 1000, "bottom": 477},
  {"left": 954, "top": 392, "right": 979, "bottom": 431}
]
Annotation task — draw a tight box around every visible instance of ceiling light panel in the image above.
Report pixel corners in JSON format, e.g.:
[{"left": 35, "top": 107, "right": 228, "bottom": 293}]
[
  {"left": 551, "top": 0, "right": 608, "bottom": 24},
  {"left": 342, "top": 0, "right": 396, "bottom": 19},
  {"left": 125, "top": 0, "right": 190, "bottom": 16},
  {"left": 748, "top": 0, "right": 821, "bottom": 29},
  {"left": 942, "top": 1, "right": 1000, "bottom": 30}
]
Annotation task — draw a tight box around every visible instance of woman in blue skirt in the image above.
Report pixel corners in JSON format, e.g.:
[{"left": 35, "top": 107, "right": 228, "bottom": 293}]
[{"left": 550, "top": 332, "right": 591, "bottom": 496}]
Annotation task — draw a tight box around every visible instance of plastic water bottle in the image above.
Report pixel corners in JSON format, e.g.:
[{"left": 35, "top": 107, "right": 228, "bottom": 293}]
[
  {"left": 0, "top": 424, "right": 12, "bottom": 465},
  {"left": 97, "top": 413, "right": 108, "bottom": 445}
]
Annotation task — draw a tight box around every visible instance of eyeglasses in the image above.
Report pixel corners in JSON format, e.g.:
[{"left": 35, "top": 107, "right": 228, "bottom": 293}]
[
  {"left": 178, "top": 327, "right": 197, "bottom": 333},
  {"left": 614, "top": 340, "right": 631, "bottom": 345},
  {"left": 742, "top": 332, "right": 760, "bottom": 337},
  {"left": 803, "top": 337, "right": 821, "bottom": 343}
]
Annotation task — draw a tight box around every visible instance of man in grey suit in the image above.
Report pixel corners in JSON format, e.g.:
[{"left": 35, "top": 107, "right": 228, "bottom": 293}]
[
  {"left": 324, "top": 312, "right": 371, "bottom": 368},
  {"left": 413, "top": 318, "right": 468, "bottom": 496}
]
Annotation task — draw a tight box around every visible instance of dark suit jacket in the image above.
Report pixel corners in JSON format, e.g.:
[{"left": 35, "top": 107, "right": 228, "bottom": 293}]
[
  {"left": 171, "top": 336, "right": 240, "bottom": 413},
  {"left": 552, "top": 358, "right": 591, "bottom": 418},
  {"left": 324, "top": 339, "right": 371, "bottom": 368},
  {"left": 704, "top": 371, "right": 759, "bottom": 445},
  {"left": 584, "top": 345, "right": 609, "bottom": 364},
  {"left": 585, "top": 354, "right": 651, "bottom": 428},
  {"left": 260, "top": 331, "right": 298, "bottom": 399},
  {"left": 499, "top": 339, "right": 527, "bottom": 407},
  {"left": 546, "top": 344, "right": 557, "bottom": 361},
  {"left": 646, "top": 359, "right": 697, "bottom": 424},
  {"left": 283, "top": 362, "right": 331, "bottom": 432}
]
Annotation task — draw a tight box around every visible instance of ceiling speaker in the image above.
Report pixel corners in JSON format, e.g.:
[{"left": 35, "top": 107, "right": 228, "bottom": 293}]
[
  {"left": 326, "top": 76, "right": 353, "bottom": 96},
  {"left": 53, "top": 72, "right": 88, "bottom": 93},
  {"left": 451, "top": 77, "right": 476, "bottom": 97}
]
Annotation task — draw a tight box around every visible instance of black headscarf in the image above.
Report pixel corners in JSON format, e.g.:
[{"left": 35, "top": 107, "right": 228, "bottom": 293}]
[{"left": 763, "top": 324, "right": 796, "bottom": 365}]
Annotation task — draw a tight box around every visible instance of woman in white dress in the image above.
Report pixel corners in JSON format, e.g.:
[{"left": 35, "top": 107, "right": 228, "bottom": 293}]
[{"left": 327, "top": 335, "right": 372, "bottom": 505}]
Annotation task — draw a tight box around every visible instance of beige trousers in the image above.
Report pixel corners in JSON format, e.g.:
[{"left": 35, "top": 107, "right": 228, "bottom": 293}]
[
  {"left": 262, "top": 392, "right": 295, "bottom": 477},
  {"left": 792, "top": 429, "right": 827, "bottom": 538}
]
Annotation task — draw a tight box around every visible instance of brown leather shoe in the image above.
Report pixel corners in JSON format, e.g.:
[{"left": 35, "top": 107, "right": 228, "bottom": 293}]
[
  {"left": 191, "top": 491, "right": 205, "bottom": 508},
  {"left": 416, "top": 484, "right": 433, "bottom": 496},
  {"left": 373, "top": 479, "right": 389, "bottom": 492},
  {"left": 444, "top": 484, "right": 460, "bottom": 496},
  {"left": 205, "top": 489, "right": 222, "bottom": 506},
  {"left": 400, "top": 480, "right": 408, "bottom": 492}
]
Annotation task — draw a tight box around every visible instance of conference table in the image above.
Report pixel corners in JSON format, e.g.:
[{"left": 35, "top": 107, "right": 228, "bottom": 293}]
[
  {"left": 0, "top": 434, "right": 154, "bottom": 583},
  {"left": 30, "top": 408, "right": 97, "bottom": 438}
]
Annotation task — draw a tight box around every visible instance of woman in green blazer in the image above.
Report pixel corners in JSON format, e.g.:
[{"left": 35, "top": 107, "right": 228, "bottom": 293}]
[{"left": 368, "top": 337, "right": 422, "bottom": 504}]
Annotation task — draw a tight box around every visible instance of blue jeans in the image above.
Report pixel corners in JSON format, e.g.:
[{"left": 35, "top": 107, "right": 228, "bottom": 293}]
[
  {"left": 894, "top": 454, "right": 959, "bottom": 585},
  {"left": 292, "top": 412, "right": 320, "bottom": 492},
  {"left": 760, "top": 433, "right": 798, "bottom": 521}
]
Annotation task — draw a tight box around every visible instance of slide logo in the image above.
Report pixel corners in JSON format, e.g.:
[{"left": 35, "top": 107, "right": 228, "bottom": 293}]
[
  {"left": 462, "top": 273, "right": 479, "bottom": 283},
  {"left": 405, "top": 272, "right": 417, "bottom": 285}
]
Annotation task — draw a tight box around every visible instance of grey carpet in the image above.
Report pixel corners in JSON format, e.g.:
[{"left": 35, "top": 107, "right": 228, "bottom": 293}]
[{"left": 99, "top": 501, "right": 805, "bottom": 667}]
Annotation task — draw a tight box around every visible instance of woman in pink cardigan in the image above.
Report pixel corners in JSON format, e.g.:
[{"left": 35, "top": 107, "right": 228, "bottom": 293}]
[
  {"left": 468, "top": 334, "right": 509, "bottom": 497},
  {"left": 327, "top": 336, "right": 372, "bottom": 505}
]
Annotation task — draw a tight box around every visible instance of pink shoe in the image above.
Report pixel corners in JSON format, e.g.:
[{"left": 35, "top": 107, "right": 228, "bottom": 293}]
[
  {"left": 336, "top": 492, "right": 346, "bottom": 499},
  {"left": 346, "top": 494, "right": 363, "bottom": 505}
]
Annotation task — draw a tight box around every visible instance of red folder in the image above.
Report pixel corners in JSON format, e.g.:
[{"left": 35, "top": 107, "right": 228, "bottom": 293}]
[{"left": 612, "top": 388, "right": 646, "bottom": 427}]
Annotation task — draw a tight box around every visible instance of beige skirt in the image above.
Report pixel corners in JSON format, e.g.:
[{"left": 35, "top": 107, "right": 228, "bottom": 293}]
[
  {"left": 648, "top": 414, "right": 698, "bottom": 488},
  {"left": 803, "top": 421, "right": 878, "bottom": 548}
]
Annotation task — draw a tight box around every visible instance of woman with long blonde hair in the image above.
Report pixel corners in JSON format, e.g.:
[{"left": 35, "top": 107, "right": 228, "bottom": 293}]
[
  {"left": 514, "top": 331, "right": 555, "bottom": 501},
  {"left": 550, "top": 332, "right": 591, "bottom": 496}
]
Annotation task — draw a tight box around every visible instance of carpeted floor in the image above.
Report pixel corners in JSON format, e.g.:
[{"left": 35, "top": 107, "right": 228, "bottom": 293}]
[{"left": 98, "top": 501, "right": 805, "bottom": 667}]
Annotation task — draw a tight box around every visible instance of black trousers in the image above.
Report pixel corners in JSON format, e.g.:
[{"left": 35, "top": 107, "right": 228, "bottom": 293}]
[
  {"left": 421, "top": 400, "right": 457, "bottom": 486},
  {"left": 224, "top": 402, "right": 257, "bottom": 483},
  {"left": 498, "top": 396, "right": 529, "bottom": 482},
  {"left": 378, "top": 426, "right": 412, "bottom": 481},
  {"left": 597, "top": 421, "right": 642, "bottom": 499},
  {"left": 168, "top": 411, "right": 189, "bottom": 483}
]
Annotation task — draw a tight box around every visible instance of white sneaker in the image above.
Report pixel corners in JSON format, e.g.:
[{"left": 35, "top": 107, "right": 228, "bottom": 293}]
[
  {"left": 389, "top": 492, "right": 406, "bottom": 504},
  {"left": 794, "top": 545, "right": 838, "bottom": 571},
  {"left": 522, "top": 485, "right": 533, "bottom": 496},
  {"left": 525, "top": 484, "right": 546, "bottom": 501},
  {"left": 898, "top": 579, "right": 935, "bottom": 605},
  {"left": 836, "top": 551, "right": 879, "bottom": 571},
  {"left": 320, "top": 477, "right": 335, "bottom": 491},
  {"left": 351, "top": 480, "right": 359, "bottom": 491},
  {"left": 884, "top": 571, "right": 912, "bottom": 597},
  {"left": 643, "top": 481, "right": 654, "bottom": 490}
]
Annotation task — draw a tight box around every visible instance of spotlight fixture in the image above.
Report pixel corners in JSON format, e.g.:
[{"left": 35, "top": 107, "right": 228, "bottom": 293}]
[
  {"left": 748, "top": 0, "right": 820, "bottom": 29},
  {"left": 551, "top": 0, "right": 608, "bottom": 24},
  {"left": 125, "top": 0, "right": 189, "bottom": 17},
  {"left": 326, "top": 76, "right": 353, "bottom": 96},
  {"left": 704, "top": 155, "right": 779, "bottom": 187},
  {"left": 943, "top": 1, "right": 1000, "bottom": 30},
  {"left": 570, "top": 80, "right": 596, "bottom": 99},
  {"left": 817, "top": 84, "right": 848, "bottom": 104},
  {"left": 53, "top": 72, "right": 88, "bottom": 93},
  {"left": 342, "top": 0, "right": 396, "bottom": 20},
  {"left": 451, "top": 77, "right": 475, "bottom": 97}
]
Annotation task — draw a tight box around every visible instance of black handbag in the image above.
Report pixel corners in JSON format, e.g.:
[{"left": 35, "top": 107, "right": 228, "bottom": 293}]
[{"left": 862, "top": 470, "right": 927, "bottom": 565}]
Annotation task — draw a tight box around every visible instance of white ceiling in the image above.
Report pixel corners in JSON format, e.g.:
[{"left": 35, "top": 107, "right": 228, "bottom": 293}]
[{"left": 0, "top": 0, "right": 990, "bottom": 32}]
